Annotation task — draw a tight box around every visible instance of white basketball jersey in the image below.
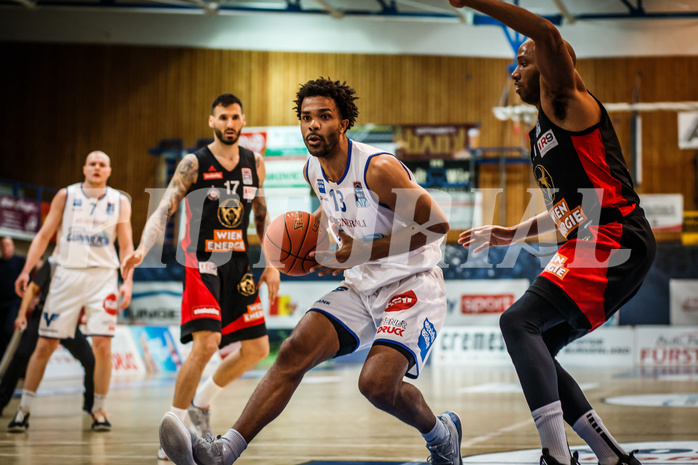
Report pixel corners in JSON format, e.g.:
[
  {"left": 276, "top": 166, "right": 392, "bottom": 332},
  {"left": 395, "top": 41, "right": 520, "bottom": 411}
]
[
  {"left": 305, "top": 140, "right": 443, "bottom": 294},
  {"left": 53, "top": 183, "right": 122, "bottom": 269}
]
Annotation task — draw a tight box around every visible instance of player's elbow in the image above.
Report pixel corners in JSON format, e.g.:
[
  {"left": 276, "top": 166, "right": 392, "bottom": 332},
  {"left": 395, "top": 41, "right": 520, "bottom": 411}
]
[
  {"left": 533, "top": 22, "right": 563, "bottom": 47},
  {"left": 429, "top": 220, "right": 450, "bottom": 237}
]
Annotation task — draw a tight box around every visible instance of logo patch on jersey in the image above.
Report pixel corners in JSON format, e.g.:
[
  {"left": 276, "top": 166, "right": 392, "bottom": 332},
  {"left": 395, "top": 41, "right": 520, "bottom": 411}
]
[
  {"left": 243, "top": 186, "right": 257, "bottom": 201},
  {"left": 377, "top": 317, "right": 407, "bottom": 337},
  {"left": 243, "top": 300, "right": 264, "bottom": 323},
  {"left": 66, "top": 228, "right": 110, "bottom": 247},
  {"left": 237, "top": 273, "right": 257, "bottom": 297},
  {"left": 207, "top": 187, "right": 220, "bottom": 201},
  {"left": 544, "top": 253, "right": 570, "bottom": 280},
  {"left": 203, "top": 171, "right": 223, "bottom": 180},
  {"left": 317, "top": 179, "right": 326, "bottom": 194},
  {"left": 103, "top": 293, "right": 119, "bottom": 316},
  {"left": 42, "top": 313, "right": 59, "bottom": 327},
  {"left": 535, "top": 120, "right": 541, "bottom": 137},
  {"left": 218, "top": 198, "right": 243, "bottom": 228},
  {"left": 354, "top": 182, "right": 370, "bottom": 208},
  {"left": 206, "top": 229, "right": 245, "bottom": 253},
  {"left": 106, "top": 203, "right": 114, "bottom": 215},
  {"left": 198, "top": 261, "right": 218, "bottom": 275},
  {"left": 537, "top": 129, "right": 559, "bottom": 158},
  {"left": 386, "top": 290, "right": 418, "bottom": 312},
  {"left": 549, "top": 198, "right": 588, "bottom": 238},
  {"left": 193, "top": 307, "right": 220, "bottom": 317},
  {"left": 72, "top": 198, "right": 82, "bottom": 208},
  {"left": 418, "top": 318, "right": 437, "bottom": 361},
  {"left": 242, "top": 168, "right": 253, "bottom": 185},
  {"left": 534, "top": 165, "right": 556, "bottom": 205}
]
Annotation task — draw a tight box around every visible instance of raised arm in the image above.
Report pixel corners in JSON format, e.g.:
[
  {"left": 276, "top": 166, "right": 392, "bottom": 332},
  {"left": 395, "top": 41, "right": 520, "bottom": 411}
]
[
  {"left": 450, "top": 0, "right": 575, "bottom": 91},
  {"left": 450, "top": 0, "right": 597, "bottom": 129},
  {"left": 120, "top": 154, "right": 198, "bottom": 276},
  {"left": 14, "top": 189, "right": 66, "bottom": 297}
]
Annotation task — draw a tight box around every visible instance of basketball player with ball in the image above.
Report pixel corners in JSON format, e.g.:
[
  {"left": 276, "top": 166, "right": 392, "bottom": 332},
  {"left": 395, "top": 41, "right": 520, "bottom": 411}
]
[
  {"left": 121, "top": 93, "right": 279, "bottom": 459},
  {"left": 160, "top": 78, "right": 463, "bottom": 465}
]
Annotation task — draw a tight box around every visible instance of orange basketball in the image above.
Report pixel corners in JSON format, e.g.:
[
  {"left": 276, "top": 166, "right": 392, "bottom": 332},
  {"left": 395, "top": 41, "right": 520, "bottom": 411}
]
[{"left": 263, "top": 211, "right": 328, "bottom": 276}]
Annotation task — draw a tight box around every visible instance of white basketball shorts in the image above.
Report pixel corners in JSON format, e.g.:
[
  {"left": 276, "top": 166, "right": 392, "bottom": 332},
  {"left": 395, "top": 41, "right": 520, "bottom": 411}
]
[
  {"left": 309, "top": 266, "right": 446, "bottom": 379},
  {"left": 39, "top": 266, "right": 119, "bottom": 339}
]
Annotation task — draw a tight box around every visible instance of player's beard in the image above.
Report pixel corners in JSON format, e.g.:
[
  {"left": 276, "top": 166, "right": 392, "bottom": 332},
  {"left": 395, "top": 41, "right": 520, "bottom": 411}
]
[
  {"left": 214, "top": 128, "right": 240, "bottom": 146},
  {"left": 305, "top": 131, "right": 340, "bottom": 158},
  {"left": 518, "top": 71, "right": 541, "bottom": 106}
]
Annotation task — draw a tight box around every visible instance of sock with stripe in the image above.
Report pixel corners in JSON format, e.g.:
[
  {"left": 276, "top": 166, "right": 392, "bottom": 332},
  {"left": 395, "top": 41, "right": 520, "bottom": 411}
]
[{"left": 573, "top": 409, "right": 625, "bottom": 465}]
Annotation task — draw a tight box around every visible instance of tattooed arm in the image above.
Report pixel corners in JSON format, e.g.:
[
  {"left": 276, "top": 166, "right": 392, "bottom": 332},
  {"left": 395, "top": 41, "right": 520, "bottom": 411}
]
[
  {"left": 120, "top": 154, "right": 199, "bottom": 277},
  {"left": 252, "top": 152, "right": 280, "bottom": 303}
]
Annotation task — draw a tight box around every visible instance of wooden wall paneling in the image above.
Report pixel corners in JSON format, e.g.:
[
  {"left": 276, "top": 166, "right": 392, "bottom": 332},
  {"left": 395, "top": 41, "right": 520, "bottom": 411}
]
[{"left": 1, "top": 43, "right": 696, "bottom": 237}]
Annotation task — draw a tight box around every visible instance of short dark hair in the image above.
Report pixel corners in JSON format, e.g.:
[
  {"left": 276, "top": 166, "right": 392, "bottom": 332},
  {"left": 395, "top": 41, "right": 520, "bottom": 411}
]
[
  {"left": 211, "top": 93, "right": 243, "bottom": 114},
  {"left": 293, "top": 78, "right": 359, "bottom": 130}
]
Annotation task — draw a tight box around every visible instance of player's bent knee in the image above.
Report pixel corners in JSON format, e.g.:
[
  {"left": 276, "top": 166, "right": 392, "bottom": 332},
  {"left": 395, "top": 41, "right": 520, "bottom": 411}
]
[
  {"left": 276, "top": 335, "right": 325, "bottom": 373},
  {"left": 357, "top": 378, "right": 397, "bottom": 411}
]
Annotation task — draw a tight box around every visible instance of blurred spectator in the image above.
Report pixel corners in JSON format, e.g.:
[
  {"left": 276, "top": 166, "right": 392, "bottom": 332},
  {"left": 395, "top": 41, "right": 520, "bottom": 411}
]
[{"left": 0, "top": 237, "right": 25, "bottom": 360}]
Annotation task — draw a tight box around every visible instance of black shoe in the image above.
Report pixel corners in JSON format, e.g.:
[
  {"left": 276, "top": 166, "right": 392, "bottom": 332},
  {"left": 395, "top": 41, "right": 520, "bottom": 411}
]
[
  {"left": 616, "top": 451, "right": 641, "bottom": 465},
  {"left": 91, "top": 410, "right": 112, "bottom": 432},
  {"left": 541, "top": 449, "right": 580, "bottom": 465},
  {"left": 7, "top": 408, "right": 29, "bottom": 433}
]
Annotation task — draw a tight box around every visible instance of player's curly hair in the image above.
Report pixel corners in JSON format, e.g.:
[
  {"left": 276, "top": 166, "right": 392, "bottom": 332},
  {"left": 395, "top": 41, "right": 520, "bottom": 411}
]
[{"left": 293, "top": 78, "right": 359, "bottom": 130}]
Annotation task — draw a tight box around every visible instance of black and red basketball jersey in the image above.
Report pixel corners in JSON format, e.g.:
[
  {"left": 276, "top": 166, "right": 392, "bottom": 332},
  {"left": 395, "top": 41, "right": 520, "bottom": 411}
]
[
  {"left": 529, "top": 94, "right": 639, "bottom": 240},
  {"left": 181, "top": 146, "right": 259, "bottom": 267}
]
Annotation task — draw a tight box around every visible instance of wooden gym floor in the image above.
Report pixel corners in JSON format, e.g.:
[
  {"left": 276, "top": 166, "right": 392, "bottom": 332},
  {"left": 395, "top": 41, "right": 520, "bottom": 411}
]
[{"left": 0, "top": 364, "right": 696, "bottom": 464}]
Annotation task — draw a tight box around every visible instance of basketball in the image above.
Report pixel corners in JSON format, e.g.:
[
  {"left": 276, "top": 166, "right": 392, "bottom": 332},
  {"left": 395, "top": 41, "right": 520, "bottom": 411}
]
[{"left": 263, "top": 211, "right": 328, "bottom": 276}]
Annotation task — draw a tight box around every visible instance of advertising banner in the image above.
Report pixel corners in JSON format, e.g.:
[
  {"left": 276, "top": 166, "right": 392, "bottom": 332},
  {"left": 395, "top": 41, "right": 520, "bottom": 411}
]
[
  {"left": 395, "top": 124, "right": 477, "bottom": 160},
  {"left": 635, "top": 326, "right": 698, "bottom": 366},
  {"left": 443, "top": 279, "right": 530, "bottom": 326},
  {"left": 130, "top": 326, "right": 183, "bottom": 374},
  {"left": 111, "top": 325, "right": 148, "bottom": 377},
  {"left": 678, "top": 111, "right": 698, "bottom": 149},
  {"left": 432, "top": 326, "right": 511, "bottom": 366},
  {"left": 126, "top": 281, "right": 182, "bottom": 325},
  {"left": 639, "top": 194, "right": 684, "bottom": 233},
  {"left": 557, "top": 327, "right": 634, "bottom": 367},
  {"left": 43, "top": 325, "right": 146, "bottom": 380},
  {"left": 0, "top": 195, "right": 41, "bottom": 239}
]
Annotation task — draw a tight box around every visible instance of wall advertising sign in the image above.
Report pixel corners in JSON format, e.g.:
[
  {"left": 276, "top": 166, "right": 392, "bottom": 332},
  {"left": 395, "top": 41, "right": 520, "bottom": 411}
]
[
  {"left": 126, "top": 281, "right": 182, "bottom": 325},
  {"left": 443, "top": 279, "right": 530, "bottom": 326},
  {"left": 635, "top": 326, "right": 698, "bottom": 366},
  {"left": 432, "top": 326, "right": 511, "bottom": 366},
  {"left": 557, "top": 327, "right": 634, "bottom": 367},
  {"left": 678, "top": 111, "right": 698, "bottom": 149},
  {"left": 639, "top": 194, "right": 684, "bottom": 233},
  {"left": 43, "top": 325, "right": 146, "bottom": 380},
  {"left": 130, "top": 326, "right": 183, "bottom": 374},
  {"left": 395, "top": 124, "right": 477, "bottom": 160},
  {"left": 0, "top": 195, "right": 41, "bottom": 239}
]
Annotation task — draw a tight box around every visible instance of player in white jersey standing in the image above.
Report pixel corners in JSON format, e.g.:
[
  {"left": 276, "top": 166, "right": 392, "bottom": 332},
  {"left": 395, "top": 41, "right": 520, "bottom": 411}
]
[
  {"left": 9, "top": 151, "right": 133, "bottom": 432},
  {"left": 159, "top": 78, "right": 463, "bottom": 465}
]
